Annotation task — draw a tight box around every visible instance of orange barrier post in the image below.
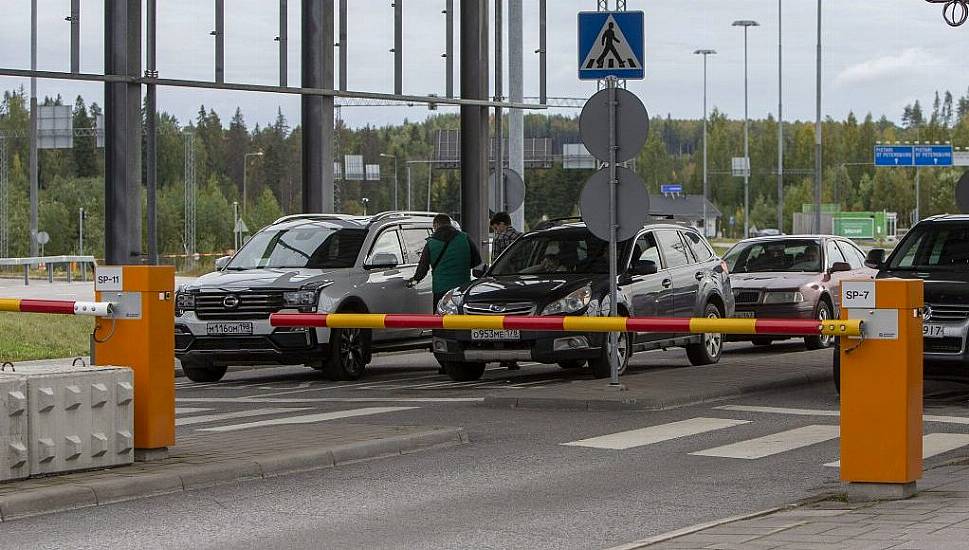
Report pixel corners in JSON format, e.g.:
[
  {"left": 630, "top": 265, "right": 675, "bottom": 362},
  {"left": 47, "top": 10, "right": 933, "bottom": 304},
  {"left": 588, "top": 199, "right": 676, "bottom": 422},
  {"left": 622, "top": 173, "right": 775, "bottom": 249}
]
[
  {"left": 840, "top": 278, "right": 924, "bottom": 500},
  {"left": 93, "top": 266, "right": 175, "bottom": 459}
]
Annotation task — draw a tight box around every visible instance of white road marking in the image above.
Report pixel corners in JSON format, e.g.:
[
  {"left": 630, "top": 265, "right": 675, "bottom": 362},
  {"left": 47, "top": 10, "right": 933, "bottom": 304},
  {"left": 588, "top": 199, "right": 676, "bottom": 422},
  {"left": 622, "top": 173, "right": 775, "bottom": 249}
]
[
  {"left": 691, "top": 425, "right": 840, "bottom": 460},
  {"left": 716, "top": 405, "right": 969, "bottom": 425},
  {"left": 175, "top": 407, "right": 311, "bottom": 427},
  {"left": 562, "top": 418, "right": 750, "bottom": 451},
  {"left": 177, "top": 396, "right": 484, "bottom": 404},
  {"left": 175, "top": 407, "right": 214, "bottom": 415},
  {"left": 825, "top": 433, "right": 969, "bottom": 467},
  {"left": 248, "top": 374, "right": 443, "bottom": 398},
  {"left": 198, "top": 406, "right": 418, "bottom": 432}
]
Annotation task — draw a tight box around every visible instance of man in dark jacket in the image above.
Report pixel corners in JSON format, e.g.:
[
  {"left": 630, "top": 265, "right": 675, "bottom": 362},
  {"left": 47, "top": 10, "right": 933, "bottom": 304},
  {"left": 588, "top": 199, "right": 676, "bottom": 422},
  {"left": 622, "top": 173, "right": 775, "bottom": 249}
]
[
  {"left": 490, "top": 211, "right": 522, "bottom": 260},
  {"left": 409, "top": 214, "right": 483, "bottom": 311}
]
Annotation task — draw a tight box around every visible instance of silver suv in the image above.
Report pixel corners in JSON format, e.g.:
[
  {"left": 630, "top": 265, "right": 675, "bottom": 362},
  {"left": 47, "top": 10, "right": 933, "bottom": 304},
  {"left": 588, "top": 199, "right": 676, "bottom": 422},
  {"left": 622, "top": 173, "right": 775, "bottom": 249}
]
[{"left": 174, "top": 212, "right": 438, "bottom": 382}]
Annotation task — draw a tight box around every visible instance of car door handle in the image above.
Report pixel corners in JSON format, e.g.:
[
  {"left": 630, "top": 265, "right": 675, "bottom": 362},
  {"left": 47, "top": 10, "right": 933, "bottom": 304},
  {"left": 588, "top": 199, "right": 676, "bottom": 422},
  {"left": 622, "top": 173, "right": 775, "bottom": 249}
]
[
  {"left": 662, "top": 278, "right": 672, "bottom": 288},
  {"left": 694, "top": 271, "right": 704, "bottom": 281}
]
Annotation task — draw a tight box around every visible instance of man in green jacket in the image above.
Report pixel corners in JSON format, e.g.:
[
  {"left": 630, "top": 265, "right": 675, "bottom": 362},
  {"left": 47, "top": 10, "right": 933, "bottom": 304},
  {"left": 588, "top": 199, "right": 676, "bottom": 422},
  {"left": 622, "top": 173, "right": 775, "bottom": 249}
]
[{"left": 409, "top": 214, "right": 483, "bottom": 311}]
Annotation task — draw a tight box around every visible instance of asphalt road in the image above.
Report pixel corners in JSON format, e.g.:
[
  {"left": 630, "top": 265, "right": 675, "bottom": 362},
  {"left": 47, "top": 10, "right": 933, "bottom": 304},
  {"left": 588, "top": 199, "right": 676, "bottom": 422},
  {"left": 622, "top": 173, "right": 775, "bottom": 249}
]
[{"left": 4, "top": 343, "right": 969, "bottom": 550}]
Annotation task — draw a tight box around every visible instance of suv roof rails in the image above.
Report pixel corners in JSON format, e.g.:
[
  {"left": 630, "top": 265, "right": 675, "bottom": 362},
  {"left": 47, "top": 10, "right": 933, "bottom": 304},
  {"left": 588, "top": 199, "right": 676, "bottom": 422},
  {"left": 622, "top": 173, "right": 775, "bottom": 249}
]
[
  {"left": 271, "top": 213, "right": 366, "bottom": 225},
  {"left": 533, "top": 216, "right": 584, "bottom": 231},
  {"left": 367, "top": 211, "right": 440, "bottom": 228}
]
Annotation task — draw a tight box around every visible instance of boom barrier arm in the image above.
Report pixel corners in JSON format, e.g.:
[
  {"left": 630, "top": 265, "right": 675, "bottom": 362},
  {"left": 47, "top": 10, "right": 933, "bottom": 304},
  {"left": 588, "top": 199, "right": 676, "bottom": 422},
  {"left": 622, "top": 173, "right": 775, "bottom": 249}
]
[
  {"left": 0, "top": 298, "right": 113, "bottom": 317},
  {"left": 270, "top": 313, "right": 863, "bottom": 338}
]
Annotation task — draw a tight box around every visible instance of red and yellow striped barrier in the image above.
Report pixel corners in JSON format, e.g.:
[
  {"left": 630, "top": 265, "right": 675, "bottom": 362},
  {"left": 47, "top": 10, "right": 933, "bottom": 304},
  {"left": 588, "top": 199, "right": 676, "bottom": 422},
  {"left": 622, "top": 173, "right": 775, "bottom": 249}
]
[
  {"left": 0, "top": 297, "right": 113, "bottom": 317},
  {"left": 270, "top": 313, "right": 863, "bottom": 337}
]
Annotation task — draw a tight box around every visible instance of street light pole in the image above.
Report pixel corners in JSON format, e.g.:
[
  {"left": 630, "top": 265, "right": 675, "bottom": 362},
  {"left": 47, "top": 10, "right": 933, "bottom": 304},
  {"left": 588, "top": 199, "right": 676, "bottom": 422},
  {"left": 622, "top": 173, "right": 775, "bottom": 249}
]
[
  {"left": 243, "top": 151, "right": 264, "bottom": 215},
  {"left": 733, "top": 20, "right": 759, "bottom": 239},
  {"left": 814, "top": 0, "right": 823, "bottom": 234},
  {"left": 777, "top": 0, "right": 785, "bottom": 232},
  {"left": 694, "top": 49, "right": 716, "bottom": 239}
]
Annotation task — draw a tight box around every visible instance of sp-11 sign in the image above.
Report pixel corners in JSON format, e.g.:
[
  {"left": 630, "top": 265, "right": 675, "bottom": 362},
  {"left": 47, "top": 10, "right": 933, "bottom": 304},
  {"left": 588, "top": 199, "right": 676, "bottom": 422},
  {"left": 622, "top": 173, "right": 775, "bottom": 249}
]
[
  {"left": 95, "top": 266, "right": 124, "bottom": 292},
  {"left": 842, "top": 281, "right": 876, "bottom": 309}
]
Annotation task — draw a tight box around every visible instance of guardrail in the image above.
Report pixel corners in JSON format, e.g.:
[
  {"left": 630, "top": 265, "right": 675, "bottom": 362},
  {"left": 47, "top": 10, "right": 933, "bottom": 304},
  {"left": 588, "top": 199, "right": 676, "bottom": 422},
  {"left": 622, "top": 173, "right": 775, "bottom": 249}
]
[
  {"left": 0, "top": 256, "right": 98, "bottom": 285},
  {"left": 0, "top": 297, "right": 112, "bottom": 317},
  {"left": 270, "top": 313, "right": 863, "bottom": 337}
]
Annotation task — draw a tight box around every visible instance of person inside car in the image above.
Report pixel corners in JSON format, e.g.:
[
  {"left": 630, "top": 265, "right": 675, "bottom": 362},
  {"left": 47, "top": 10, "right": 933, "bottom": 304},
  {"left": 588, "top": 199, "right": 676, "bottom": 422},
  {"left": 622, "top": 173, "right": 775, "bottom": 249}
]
[{"left": 790, "top": 245, "right": 820, "bottom": 271}]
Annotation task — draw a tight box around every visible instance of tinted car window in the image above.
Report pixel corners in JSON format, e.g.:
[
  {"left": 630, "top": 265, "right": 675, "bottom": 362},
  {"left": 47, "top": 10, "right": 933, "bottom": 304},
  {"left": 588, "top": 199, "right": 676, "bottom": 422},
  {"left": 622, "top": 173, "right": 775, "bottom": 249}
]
[
  {"left": 683, "top": 231, "right": 714, "bottom": 262},
  {"left": 837, "top": 241, "right": 866, "bottom": 270},
  {"left": 724, "top": 240, "right": 821, "bottom": 273},
  {"left": 491, "top": 229, "right": 620, "bottom": 275},
  {"left": 228, "top": 226, "right": 366, "bottom": 270},
  {"left": 657, "top": 230, "right": 691, "bottom": 268},
  {"left": 631, "top": 232, "right": 662, "bottom": 268},
  {"left": 368, "top": 229, "right": 405, "bottom": 266},
  {"left": 826, "top": 240, "right": 847, "bottom": 268},
  {"left": 888, "top": 222, "right": 969, "bottom": 270},
  {"left": 400, "top": 228, "right": 430, "bottom": 264}
]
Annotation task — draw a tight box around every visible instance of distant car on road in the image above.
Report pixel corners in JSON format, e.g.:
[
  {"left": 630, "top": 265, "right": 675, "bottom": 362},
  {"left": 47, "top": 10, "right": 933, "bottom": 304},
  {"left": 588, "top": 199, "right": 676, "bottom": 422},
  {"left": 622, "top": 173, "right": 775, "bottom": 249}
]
[
  {"left": 432, "top": 222, "right": 735, "bottom": 381},
  {"left": 723, "top": 235, "right": 876, "bottom": 350},
  {"left": 174, "top": 212, "right": 441, "bottom": 383}
]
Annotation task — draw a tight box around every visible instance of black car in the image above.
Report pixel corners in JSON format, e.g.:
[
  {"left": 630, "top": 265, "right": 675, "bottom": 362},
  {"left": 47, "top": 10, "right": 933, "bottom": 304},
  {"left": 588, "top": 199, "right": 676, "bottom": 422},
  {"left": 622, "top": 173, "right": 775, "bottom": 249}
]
[
  {"left": 432, "top": 223, "right": 735, "bottom": 381},
  {"left": 834, "top": 215, "right": 969, "bottom": 389}
]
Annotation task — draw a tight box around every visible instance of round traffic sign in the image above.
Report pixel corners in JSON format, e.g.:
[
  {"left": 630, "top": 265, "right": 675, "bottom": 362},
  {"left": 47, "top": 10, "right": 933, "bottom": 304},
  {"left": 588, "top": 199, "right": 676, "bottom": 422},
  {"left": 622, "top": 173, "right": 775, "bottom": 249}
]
[
  {"left": 36, "top": 231, "right": 50, "bottom": 245},
  {"left": 579, "top": 88, "right": 649, "bottom": 164},
  {"left": 579, "top": 167, "right": 650, "bottom": 242},
  {"left": 958, "top": 170, "right": 969, "bottom": 214},
  {"left": 489, "top": 168, "right": 525, "bottom": 213}
]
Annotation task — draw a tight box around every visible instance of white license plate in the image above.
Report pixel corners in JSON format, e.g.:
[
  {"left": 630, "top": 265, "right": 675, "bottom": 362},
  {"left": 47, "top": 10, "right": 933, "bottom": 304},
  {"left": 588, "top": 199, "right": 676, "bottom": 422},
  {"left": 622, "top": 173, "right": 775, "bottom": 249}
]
[
  {"left": 207, "top": 322, "right": 254, "bottom": 336},
  {"left": 735, "top": 311, "right": 756, "bottom": 319},
  {"left": 923, "top": 324, "right": 955, "bottom": 339},
  {"left": 471, "top": 329, "right": 520, "bottom": 341}
]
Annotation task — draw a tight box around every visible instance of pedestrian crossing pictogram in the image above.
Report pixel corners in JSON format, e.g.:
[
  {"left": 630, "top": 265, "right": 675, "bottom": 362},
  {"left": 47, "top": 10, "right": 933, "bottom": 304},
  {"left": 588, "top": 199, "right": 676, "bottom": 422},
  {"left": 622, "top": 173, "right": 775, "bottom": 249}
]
[{"left": 578, "top": 11, "right": 645, "bottom": 81}]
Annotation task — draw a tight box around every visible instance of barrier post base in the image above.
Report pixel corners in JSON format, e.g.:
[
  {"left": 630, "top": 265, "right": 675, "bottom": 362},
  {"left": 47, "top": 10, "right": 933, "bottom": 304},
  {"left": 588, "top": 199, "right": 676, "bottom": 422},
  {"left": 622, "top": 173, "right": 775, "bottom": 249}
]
[
  {"left": 846, "top": 481, "right": 917, "bottom": 502},
  {"left": 135, "top": 447, "right": 170, "bottom": 462}
]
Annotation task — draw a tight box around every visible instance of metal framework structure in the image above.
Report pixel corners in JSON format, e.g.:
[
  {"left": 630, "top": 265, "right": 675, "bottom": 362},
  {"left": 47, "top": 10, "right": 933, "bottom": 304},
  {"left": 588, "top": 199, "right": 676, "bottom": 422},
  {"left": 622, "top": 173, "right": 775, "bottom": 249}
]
[{"left": 183, "top": 132, "right": 197, "bottom": 266}]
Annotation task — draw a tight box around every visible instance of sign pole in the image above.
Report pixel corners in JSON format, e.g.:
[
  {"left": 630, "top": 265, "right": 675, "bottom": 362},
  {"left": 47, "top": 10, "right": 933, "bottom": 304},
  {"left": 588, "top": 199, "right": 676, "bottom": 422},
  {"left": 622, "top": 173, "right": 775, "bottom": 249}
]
[{"left": 607, "top": 76, "right": 620, "bottom": 386}]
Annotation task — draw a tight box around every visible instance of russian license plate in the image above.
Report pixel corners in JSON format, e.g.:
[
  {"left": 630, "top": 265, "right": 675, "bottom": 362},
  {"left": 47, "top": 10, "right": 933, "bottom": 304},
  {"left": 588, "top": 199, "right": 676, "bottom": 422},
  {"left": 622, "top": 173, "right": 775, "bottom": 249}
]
[
  {"left": 207, "top": 322, "right": 254, "bottom": 336},
  {"left": 471, "top": 329, "right": 521, "bottom": 341},
  {"left": 923, "top": 324, "right": 952, "bottom": 339},
  {"left": 735, "top": 311, "right": 756, "bottom": 319}
]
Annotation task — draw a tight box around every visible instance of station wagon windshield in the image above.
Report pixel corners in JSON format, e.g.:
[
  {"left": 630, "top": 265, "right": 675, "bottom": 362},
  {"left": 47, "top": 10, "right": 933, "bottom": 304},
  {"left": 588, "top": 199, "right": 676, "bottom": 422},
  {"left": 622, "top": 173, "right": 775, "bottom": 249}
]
[
  {"left": 490, "top": 230, "right": 627, "bottom": 275},
  {"left": 724, "top": 240, "right": 822, "bottom": 274},
  {"left": 227, "top": 226, "right": 367, "bottom": 270}
]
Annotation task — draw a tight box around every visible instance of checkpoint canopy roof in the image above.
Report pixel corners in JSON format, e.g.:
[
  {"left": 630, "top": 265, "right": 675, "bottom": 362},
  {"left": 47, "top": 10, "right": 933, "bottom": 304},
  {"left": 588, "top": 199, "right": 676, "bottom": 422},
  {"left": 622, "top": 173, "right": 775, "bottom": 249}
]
[{"left": 647, "top": 194, "right": 722, "bottom": 220}]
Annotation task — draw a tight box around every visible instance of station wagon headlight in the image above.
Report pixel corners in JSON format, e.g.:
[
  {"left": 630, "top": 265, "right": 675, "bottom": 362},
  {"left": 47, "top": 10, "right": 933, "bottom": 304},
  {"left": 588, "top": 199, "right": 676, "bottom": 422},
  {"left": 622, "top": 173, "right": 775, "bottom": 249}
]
[
  {"left": 763, "top": 291, "right": 804, "bottom": 305},
  {"left": 284, "top": 290, "right": 319, "bottom": 309},
  {"left": 542, "top": 284, "right": 593, "bottom": 316},
  {"left": 437, "top": 289, "right": 463, "bottom": 315}
]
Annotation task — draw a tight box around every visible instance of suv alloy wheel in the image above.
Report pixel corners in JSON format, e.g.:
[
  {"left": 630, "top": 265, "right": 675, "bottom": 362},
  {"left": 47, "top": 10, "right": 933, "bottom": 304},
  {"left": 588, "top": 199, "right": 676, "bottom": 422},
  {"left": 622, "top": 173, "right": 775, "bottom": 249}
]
[{"left": 324, "top": 326, "right": 371, "bottom": 381}]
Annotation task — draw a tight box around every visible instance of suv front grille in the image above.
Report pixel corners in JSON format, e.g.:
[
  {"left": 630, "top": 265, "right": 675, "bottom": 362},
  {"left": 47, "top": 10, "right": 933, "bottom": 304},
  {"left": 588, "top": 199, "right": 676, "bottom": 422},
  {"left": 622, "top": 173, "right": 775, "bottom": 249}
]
[
  {"left": 734, "top": 290, "right": 760, "bottom": 305},
  {"left": 925, "top": 337, "right": 965, "bottom": 354},
  {"left": 195, "top": 292, "right": 286, "bottom": 320},
  {"left": 464, "top": 302, "right": 535, "bottom": 316},
  {"left": 925, "top": 304, "right": 969, "bottom": 323}
]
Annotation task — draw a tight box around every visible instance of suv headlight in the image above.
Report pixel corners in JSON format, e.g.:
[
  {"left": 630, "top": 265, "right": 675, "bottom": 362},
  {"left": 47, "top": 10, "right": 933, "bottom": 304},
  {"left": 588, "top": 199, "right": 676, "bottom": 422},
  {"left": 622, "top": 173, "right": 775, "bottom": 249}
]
[
  {"left": 284, "top": 290, "right": 318, "bottom": 308},
  {"left": 763, "top": 291, "right": 804, "bottom": 304},
  {"left": 541, "top": 284, "right": 593, "bottom": 316},
  {"left": 175, "top": 292, "right": 195, "bottom": 311},
  {"left": 437, "top": 289, "right": 463, "bottom": 315}
]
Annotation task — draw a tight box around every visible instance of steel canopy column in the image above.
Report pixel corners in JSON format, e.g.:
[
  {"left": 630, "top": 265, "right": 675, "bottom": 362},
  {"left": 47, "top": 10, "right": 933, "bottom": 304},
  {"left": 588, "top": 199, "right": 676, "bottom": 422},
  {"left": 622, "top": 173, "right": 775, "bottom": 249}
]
[
  {"left": 70, "top": 0, "right": 80, "bottom": 73},
  {"left": 214, "top": 0, "right": 225, "bottom": 83},
  {"left": 104, "top": 0, "right": 142, "bottom": 265},
  {"left": 29, "top": 0, "right": 38, "bottom": 257},
  {"left": 146, "top": 0, "right": 158, "bottom": 264},
  {"left": 302, "top": 0, "right": 335, "bottom": 213},
  {"left": 278, "top": 0, "right": 288, "bottom": 87},
  {"left": 508, "top": 0, "right": 525, "bottom": 229},
  {"left": 461, "top": 0, "right": 488, "bottom": 252}
]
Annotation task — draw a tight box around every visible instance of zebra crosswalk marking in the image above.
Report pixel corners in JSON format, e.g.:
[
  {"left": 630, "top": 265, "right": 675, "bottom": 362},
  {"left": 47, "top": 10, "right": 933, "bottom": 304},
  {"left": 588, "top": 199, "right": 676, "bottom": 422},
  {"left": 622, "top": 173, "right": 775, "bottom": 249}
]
[
  {"left": 691, "top": 425, "right": 840, "bottom": 460},
  {"left": 175, "top": 408, "right": 311, "bottom": 427},
  {"left": 562, "top": 418, "right": 750, "bottom": 451},
  {"left": 825, "top": 433, "right": 969, "bottom": 467},
  {"left": 198, "top": 406, "right": 419, "bottom": 433}
]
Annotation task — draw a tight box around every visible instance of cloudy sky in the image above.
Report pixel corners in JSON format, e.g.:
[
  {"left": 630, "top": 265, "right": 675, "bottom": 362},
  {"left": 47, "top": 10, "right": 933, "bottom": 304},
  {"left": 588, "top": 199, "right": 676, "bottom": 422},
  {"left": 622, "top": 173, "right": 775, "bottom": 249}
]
[{"left": 0, "top": 1, "right": 966, "bottom": 129}]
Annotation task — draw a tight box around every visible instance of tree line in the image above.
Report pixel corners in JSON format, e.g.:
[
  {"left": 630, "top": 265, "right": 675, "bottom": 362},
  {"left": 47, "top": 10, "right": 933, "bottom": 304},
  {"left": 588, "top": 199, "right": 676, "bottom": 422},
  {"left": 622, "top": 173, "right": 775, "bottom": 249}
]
[{"left": 0, "top": 86, "right": 966, "bottom": 260}]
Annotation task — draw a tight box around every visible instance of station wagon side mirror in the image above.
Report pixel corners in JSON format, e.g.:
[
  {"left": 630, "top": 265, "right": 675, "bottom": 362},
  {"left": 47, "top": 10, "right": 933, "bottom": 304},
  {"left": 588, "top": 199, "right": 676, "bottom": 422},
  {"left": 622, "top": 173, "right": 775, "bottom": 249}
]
[
  {"left": 214, "top": 256, "right": 231, "bottom": 270},
  {"left": 366, "top": 253, "right": 400, "bottom": 270},
  {"left": 864, "top": 249, "right": 886, "bottom": 269},
  {"left": 629, "top": 259, "right": 658, "bottom": 276},
  {"left": 829, "top": 262, "right": 852, "bottom": 274},
  {"left": 472, "top": 264, "right": 489, "bottom": 278}
]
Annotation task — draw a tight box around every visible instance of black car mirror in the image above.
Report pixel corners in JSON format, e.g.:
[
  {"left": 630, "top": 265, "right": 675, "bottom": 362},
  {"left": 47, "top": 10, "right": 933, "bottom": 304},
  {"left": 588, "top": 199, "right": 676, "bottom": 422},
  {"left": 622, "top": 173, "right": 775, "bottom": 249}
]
[
  {"left": 366, "top": 253, "right": 400, "bottom": 270},
  {"left": 472, "top": 264, "right": 489, "bottom": 278},
  {"left": 829, "top": 262, "right": 852, "bottom": 274},
  {"left": 629, "top": 259, "right": 658, "bottom": 276},
  {"left": 864, "top": 249, "right": 886, "bottom": 269}
]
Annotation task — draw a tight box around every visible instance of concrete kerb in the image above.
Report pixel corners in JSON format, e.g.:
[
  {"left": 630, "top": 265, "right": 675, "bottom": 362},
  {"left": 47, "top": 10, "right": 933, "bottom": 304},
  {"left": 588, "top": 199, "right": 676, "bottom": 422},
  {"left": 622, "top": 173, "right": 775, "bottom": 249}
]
[{"left": 0, "top": 427, "right": 467, "bottom": 522}]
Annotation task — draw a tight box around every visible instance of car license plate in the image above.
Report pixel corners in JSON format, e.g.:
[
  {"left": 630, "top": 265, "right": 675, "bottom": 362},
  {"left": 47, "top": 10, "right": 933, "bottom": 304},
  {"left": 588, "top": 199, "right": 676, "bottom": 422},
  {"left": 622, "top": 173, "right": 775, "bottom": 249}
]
[
  {"left": 206, "top": 322, "right": 253, "bottom": 336},
  {"left": 471, "top": 329, "right": 520, "bottom": 341},
  {"left": 735, "top": 311, "right": 756, "bottom": 319},
  {"left": 923, "top": 324, "right": 953, "bottom": 339}
]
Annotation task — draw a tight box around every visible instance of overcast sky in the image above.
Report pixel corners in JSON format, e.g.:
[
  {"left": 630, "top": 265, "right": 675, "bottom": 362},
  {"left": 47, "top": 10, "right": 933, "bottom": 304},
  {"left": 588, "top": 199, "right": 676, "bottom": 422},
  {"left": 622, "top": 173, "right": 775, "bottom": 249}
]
[{"left": 0, "top": 1, "right": 966, "bottom": 129}]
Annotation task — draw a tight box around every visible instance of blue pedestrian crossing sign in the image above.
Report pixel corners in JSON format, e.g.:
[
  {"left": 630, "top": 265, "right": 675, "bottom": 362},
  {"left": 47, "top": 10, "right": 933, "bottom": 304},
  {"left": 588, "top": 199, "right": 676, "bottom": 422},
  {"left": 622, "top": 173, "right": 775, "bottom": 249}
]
[{"left": 578, "top": 11, "right": 645, "bottom": 81}]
